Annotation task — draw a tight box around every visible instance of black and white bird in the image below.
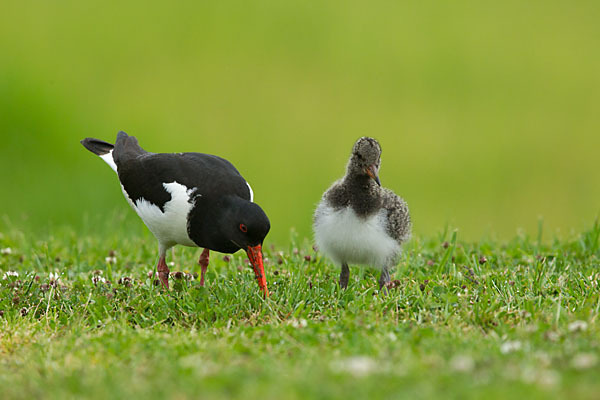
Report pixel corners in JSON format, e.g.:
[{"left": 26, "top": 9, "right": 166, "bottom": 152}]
[
  {"left": 313, "top": 137, "right": 411, "bottom": 290},
  {"left": 81, "top": 131, "right": 271, "bottom": 296}
]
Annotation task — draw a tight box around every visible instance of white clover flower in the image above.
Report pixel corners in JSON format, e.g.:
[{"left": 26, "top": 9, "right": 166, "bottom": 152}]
[
  {"left": 536, "top": 370, "right": 560, "bottom": 387},
  {"left": 2, "top": 271, "right": 19, "bottom": 280},
  {"left": 48, "top": 271, "right": 62, "bottom": 287},
  {"left": 386, "top": 332, "right": 397, "bottom": 342},
  {"left": 105, "top": 256, "right": 117, "bottom": 264},
  {"left": 571, "top": 353, "right": 598, "bottom": 370},
  {"left": 500, "top": 340, "right": 522, "bottom": 354},
  {"left": 288, "top": 318, "right": 308, "bottom": 328},
  {"left": 568, "top": 320, "right": 588, "bottom": 332},
  {"left": 331, "top": 356, "right": 377, "bottom": 377},
  {"left": 450, "top": 355, "right": 475, "bottom": 372},
  {"left": 92, "top": 275, "right": 107, "bottom": 285},
  {"left": 1, "top": 248, "right": 13, "bottom": 255}
]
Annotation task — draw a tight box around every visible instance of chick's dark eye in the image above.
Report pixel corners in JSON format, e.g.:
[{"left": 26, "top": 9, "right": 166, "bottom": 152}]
[{"left": 239, "top": 224, "right": 248, "bottom": 233}]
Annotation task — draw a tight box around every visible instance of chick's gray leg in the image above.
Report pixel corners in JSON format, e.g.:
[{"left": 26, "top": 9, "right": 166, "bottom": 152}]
[
  {"left": 339, "top": 262, "right": 350, "bottom": 289},
  {"left": 378, "top": 267, "right": 390, "bottom": 291}
]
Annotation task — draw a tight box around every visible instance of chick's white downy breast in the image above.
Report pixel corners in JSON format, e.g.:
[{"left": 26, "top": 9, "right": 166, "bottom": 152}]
[{"left": 314, "top": 204, "right": 401, "bottom": 268}]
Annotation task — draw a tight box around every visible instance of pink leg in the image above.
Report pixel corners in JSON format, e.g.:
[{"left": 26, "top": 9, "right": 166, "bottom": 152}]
[
  {"left": 157, "top": 255, "right": 170, "bottom": 289},
  {"left": 198, "top": 248, "right": 210, "bottom": 286}
]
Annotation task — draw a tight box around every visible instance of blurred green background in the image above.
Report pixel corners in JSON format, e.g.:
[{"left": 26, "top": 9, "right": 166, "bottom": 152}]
[{"left": 1, "top": 0, "right": 599, "bottom": 245}]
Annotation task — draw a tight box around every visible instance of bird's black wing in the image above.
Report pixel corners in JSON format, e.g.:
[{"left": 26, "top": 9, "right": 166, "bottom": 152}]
[{"left": 113, "top": 134, "right": 251, "bottom": 211}]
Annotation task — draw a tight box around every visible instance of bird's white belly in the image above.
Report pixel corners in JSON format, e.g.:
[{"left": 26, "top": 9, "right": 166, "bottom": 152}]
[
  {"left": 127, "top": 182, "right": 197, "bottom": 248},
  {"left": 313, "top": 204, "right": 400, "bottom": 268}
]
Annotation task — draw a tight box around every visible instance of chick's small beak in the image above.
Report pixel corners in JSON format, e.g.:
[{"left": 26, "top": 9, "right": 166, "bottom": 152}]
[
  {"left": 246, "top": 244, "right": 269, "bottom": 297},
  {"left": 366, "top": 164, "right": 381, "bottom": 186}
]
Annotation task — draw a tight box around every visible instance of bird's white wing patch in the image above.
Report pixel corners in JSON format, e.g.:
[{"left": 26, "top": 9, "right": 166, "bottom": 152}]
[
  {"left": 246, "top": 182, "right": 254, "bottom": 202},
  {"left": 313, "top": 203, "right": 400, "bottom": 268},
  {"left": 130, "top": 181, "right": 197, "bottom": 249},
  {"left": 99, "top": 150, "right": 118, "bottom": 173}
]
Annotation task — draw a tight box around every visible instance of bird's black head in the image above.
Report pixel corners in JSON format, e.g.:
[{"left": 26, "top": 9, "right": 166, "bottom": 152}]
[
  {"left": 187, "top": 195, "right": 271, "bottom": 296},
  {"left": 226, "top": 199, "right": 271, "bottom": 249},
  {"left": 219, "top": 196, "right": 271, "bottom": 297},
  {"left": 347, "top": 137, "right": 382, "bottom": 185}
]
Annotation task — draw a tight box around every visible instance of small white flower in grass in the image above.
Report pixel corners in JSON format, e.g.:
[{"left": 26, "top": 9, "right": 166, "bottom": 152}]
[
  {"left": 1, "top": 248, "right": 12, "bottom": 255},
  {"left": 185, "top": 272, "right": 195, "bottom": 281},
  {"left": 520, "top": 366, "right": 559, "bottom": 386},
  {"left": 331, "top": 356, "right": 377, "bottom": 377},
  {"left": 500, "top": 340, "right": 522, "bottom": 354},
  {"left": 568, "top": 320, "right": 588, "bottom": 332},
  {"left": 105, "top": 256, "right": 117, "bottom": 264},
  {"left": 48, "top": 271, "right": 62, "bottom": 287},
  {"left": 2, "top": 271, "right": 19, "bottom": 280},
  {"left": 168, "top": 261, "right": 175, "bottom": 267},
  {"left": 288, "top": 318, "right": 308, "bottom": 328},
  {"left": 91, "top": 275, "right": 107, "bottom": 285},
  {"left": 450, "top": 355, "right": 475, "bottom": 372},
  {"left": 386, "top": 332, "right": 397, "bottom": 342},
  {"left": 571, "top": 353, "right": 598, "bottom": 370}
]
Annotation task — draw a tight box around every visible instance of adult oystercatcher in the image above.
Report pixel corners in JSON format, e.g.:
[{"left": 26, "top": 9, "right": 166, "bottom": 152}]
[
  {"left": 313, "top": 137, "right": 411, "bottom": 290},
  {"left": 81, "top": 131, "right": 270, "bottom": 296}
]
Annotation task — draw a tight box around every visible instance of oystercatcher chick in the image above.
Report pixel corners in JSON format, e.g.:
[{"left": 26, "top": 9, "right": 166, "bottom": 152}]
[
  {"left": 313, "top": 137, "right": 411, "bottom": 290},
  {"left": 81, "top": 131, "right": 271, "bottom": 296}
]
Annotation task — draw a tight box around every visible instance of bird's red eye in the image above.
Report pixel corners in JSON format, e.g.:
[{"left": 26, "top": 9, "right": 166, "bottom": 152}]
[{"left": 239, "top": 224, "right": 248, "bottom": 233}]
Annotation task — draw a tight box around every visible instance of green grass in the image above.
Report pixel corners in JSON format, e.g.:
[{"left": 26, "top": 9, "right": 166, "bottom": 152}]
[{"left": 1, "top": 220, "right": 599, "bottom": 399}]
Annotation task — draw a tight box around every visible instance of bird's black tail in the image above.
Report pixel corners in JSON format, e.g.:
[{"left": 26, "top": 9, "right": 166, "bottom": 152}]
[{"left": 81, "top": 137, "right": 114, "bottom": 156}]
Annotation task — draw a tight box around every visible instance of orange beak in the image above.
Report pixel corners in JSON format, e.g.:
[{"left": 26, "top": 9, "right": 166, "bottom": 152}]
[
  {"left": 365, "top": 164, "right": 381, "bottom": 186},
  {"left": 246, "top": 244, "right": 269, "bottom": 297}
]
